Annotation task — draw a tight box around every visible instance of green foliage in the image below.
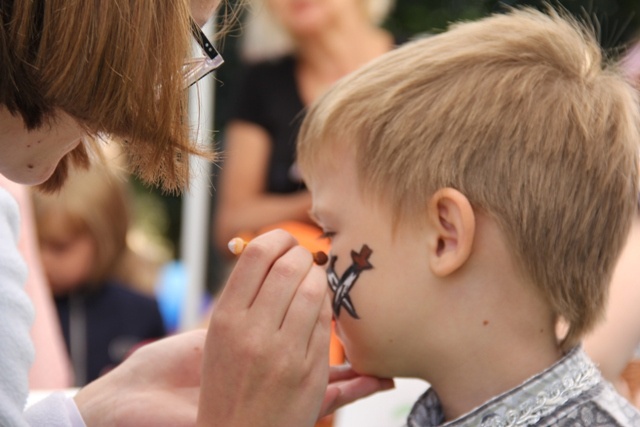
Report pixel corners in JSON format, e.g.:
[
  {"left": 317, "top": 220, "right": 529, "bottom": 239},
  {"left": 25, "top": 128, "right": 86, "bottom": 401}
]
[
  {"left": 385, "top": 0, "right": 488, "bottom": 38},
  {"left": 386, "top": 0, "right": 639, "bottom": 49}
]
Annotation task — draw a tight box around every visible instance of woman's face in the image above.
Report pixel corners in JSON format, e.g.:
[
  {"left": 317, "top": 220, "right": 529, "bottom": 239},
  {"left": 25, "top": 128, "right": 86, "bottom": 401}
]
[
  {"left": 0, "top": 108, "right": 85, "bottom": 186},
  {"left": 267, "top": 0, "right": 365, "bottom": 37}
]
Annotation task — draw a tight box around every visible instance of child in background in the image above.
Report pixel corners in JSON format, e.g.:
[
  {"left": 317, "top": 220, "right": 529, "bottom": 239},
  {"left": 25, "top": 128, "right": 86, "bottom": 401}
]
[
  {"left": 297, "top": 8, "right": 640, "bottom": 426},
  {"left": 32, "top": 163, "right": 166, "bottom": 386}
]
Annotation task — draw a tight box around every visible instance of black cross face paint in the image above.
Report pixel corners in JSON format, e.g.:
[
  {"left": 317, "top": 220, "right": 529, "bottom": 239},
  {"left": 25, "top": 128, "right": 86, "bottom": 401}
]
[{"left": 327, "top": 244, "right": 374, "bottom": 319}]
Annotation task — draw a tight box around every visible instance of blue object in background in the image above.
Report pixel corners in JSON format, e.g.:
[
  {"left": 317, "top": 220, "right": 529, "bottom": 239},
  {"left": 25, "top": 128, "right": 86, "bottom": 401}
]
[{"left": 155, "top": 261, "right": 212, "bottom": 332}]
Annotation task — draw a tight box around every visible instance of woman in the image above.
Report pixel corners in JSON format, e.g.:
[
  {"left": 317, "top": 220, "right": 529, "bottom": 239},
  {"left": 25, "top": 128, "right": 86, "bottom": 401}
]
[
  {"left": 214, "top": 0, "right": 397, "bottom": 250},
  {"left": 0, "top": 0, "right": 390, "bottom": 425}
]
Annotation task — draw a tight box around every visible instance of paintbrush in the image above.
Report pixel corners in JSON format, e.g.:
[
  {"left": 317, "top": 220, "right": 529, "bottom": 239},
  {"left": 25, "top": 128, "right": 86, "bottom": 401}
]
[{"left": 228, "top": 237, "right": 328, "bottom": 265}]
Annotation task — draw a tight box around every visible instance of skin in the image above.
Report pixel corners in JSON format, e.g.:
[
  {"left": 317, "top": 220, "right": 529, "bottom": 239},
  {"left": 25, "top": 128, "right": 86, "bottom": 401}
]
[
  {"left": 214, "top": 0, "right": 393, "bottom": 251},
  {"left": 1, "top": 2, "right": 391, "bottom": 424},
  {"left": 266, "top": 0, "right": 356, "bottom": 36},
  {"left": 37, "top": 212, "right": 97, "bottom": 297},
  {"left": 0, "top": 108, "right": 85, "bottom": 186},
  {"left": 305, "top": 149, "right": 564, "bottom": 421}
]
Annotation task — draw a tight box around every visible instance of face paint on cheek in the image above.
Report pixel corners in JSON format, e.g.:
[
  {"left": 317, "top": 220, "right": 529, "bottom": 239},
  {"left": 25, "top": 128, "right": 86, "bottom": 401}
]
[{"left": 326, "top": 244, "right": 373, "bottom": 319}]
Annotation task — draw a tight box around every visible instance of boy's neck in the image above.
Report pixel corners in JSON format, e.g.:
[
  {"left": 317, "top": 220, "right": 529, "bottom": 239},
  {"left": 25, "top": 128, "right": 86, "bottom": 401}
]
[
  {"left": 431, "top": 325, "right": 563, "bottom": 421},
  {"left": 419, "top": 213, "right": 564, "bottom": 421}
]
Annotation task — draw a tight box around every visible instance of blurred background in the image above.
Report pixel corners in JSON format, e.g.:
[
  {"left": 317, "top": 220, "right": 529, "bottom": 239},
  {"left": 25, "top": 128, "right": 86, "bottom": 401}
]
[{"left": 130, "top": 0, "right": 640, "bottom": 315}]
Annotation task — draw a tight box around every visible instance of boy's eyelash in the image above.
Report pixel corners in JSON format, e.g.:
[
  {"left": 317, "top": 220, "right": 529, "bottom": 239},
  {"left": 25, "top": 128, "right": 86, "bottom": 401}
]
[{"left": 319, "top": 231, "right": 336, "bottom": 239}]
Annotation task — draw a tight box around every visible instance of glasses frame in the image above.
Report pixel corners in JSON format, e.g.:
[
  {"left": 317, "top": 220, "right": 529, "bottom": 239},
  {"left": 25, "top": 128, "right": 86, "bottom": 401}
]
[{"left": 184, "top": 20, "right": 224, "bottom": 88}]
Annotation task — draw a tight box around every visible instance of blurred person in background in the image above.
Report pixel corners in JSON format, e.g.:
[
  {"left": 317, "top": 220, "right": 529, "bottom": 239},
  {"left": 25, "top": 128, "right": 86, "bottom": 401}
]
[
  {"left": 213, "top": 0, "right": 398, "bottom": 254},
  {"left": 32, "top": 162, "right": 166, "bottom": 386}
]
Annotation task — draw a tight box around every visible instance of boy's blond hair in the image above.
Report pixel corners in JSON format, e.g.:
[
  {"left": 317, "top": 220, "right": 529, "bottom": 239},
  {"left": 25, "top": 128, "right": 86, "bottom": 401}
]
[{"left": 298, "top": 8, "right": 640, "bottom": 350}]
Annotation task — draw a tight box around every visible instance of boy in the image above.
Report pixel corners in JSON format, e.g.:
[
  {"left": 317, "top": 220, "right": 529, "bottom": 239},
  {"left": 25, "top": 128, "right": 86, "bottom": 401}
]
[{"left": 297, "top": 8, "right": 640, "bottom": 426}]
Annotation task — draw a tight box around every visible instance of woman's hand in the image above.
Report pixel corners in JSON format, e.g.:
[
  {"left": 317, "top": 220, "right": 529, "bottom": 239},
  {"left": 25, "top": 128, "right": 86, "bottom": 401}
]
[
  {"left": 74, "top": 330, "right": 207, "bottom": 427},
  {"left": 198, "top": 229, "right": 332, "bottom": 427},
  {"left": 74, "top": 230, "right": 390, "bottom": 427},
  {"left": 320, "top": 365, "right": 395, "bottom": 418}
]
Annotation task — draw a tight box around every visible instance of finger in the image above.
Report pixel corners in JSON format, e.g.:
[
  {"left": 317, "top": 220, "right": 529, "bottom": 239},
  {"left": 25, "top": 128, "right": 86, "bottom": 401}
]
[
  {"left": 303, "top": 290, "right": 332, "bottom": 362},
  {"left": 217, "top": 229, "right": 298, "bottom": 311},
  {"left": 318, "top": 377, "right": 396, "bottom": 419},
  {"left": 279, "top": 265, "right": 329, "bottom": 355},
  {"left": 319, "top": 387, "right": 341, "bottom": 420},
  {"left": 132, "top": 330, "right": 207, "bottom": 387},
  {"left": 329, "top": 364, "right": 361, "bottom": 383},
  {"left": 250, "top": 244, "right": 314, "bottom": 331}
]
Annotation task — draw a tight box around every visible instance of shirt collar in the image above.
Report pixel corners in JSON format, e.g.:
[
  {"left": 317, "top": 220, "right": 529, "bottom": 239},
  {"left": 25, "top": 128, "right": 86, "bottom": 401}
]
[{"left": 407, "top": 346, "right": 601, "bottom": 427}]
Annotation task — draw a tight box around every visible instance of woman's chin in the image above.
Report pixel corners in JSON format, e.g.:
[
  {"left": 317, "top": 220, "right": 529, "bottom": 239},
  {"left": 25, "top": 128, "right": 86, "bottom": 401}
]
[{"left": 0, "top": 163, "right": 56, "bottom": 186}]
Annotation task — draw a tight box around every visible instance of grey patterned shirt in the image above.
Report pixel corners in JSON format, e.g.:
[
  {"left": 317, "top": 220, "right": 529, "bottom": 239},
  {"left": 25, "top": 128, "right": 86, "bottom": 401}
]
[{"left": 406, "top": 347, "right": 640, "bottom": 426}]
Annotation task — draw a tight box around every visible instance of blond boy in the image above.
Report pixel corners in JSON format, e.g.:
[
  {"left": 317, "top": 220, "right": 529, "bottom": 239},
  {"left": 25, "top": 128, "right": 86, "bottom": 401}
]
[{"left": 297, "top": 8, "right": 640, "bottom": 426}]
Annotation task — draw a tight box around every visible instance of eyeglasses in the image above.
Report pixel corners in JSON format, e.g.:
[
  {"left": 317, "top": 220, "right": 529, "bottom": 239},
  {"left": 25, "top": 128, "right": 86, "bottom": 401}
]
[{"left": 184, "top": 20, "right": 224, "bottom": 88}]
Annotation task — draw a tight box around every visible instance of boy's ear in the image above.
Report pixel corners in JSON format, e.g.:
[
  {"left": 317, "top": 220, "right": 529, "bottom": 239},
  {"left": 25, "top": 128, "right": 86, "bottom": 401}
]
[{"left": 426, "top": 188, "right": 475, "bottom": 277}]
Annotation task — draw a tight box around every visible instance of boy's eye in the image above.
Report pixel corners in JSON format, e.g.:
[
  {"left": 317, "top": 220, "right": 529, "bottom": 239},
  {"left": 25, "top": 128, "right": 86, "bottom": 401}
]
[{"left": 319, "top": 231, "right": 336, "bottom": 240}]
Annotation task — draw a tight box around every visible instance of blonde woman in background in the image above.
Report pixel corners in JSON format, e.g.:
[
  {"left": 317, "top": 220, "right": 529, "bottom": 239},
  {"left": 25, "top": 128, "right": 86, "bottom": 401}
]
[{"left": 214, "top": 0, "right": 398, "bottom": 252}]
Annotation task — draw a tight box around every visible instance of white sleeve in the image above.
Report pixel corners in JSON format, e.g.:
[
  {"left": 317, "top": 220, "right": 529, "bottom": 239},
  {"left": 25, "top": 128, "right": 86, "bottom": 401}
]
[
  {"left": 0, "top": 188, "right": 35, "bottom": 427},
  {"left": 0, "top": 189, "right": 86, "bottom": 427},
  {"left": 24, "top": 393, "right": 87, "bottom": 427}
]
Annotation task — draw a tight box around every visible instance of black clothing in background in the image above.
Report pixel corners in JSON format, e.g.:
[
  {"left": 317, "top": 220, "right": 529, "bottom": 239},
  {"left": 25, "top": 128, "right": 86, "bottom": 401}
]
[
  {"left": 55, "top": 281, "right": 166, "bottom": 386},
  {"left": 229, "top": 55, "right": 305, "bottom": 194},
  {"left": 227, "top": 35, "right": 407, "bottom": 196}
]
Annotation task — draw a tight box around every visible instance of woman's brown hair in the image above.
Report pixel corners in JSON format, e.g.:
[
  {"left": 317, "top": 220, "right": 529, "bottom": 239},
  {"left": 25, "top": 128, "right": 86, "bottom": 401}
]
[{"left": 1, "top": 0, "right": 211, "bottom": 192}]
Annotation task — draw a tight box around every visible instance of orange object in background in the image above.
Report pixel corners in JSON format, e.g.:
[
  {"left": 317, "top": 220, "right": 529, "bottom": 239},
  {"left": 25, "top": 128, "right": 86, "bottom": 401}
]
[
  {"left": 622, "top": 359, "right": 640, "bottom": 408},
  {"left": 244, "top": 220, "right": 331, "bottom": 254}
]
